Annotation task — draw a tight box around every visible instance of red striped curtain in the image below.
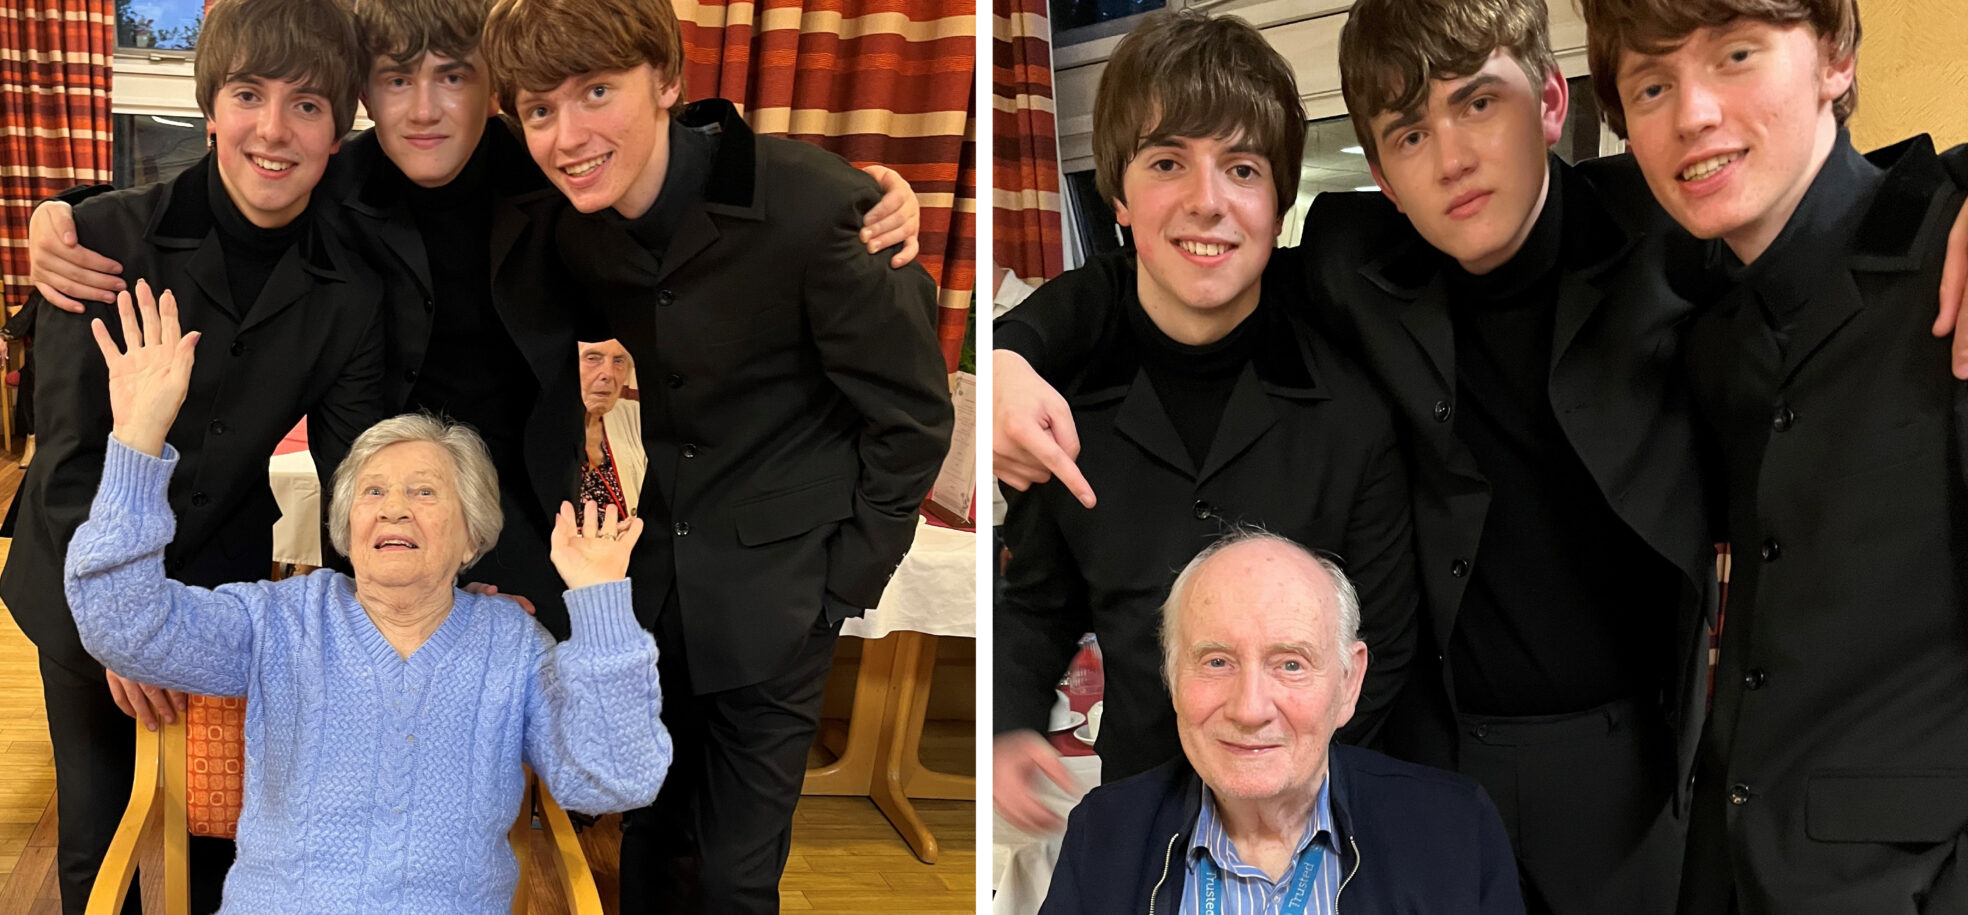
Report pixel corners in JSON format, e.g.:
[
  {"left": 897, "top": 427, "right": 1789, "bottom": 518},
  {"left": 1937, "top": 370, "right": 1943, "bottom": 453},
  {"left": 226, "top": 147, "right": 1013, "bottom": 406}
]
[
  {"left": 991, "top": 0, "right": 1061, "bottom": 284},
  {"left": 676, "top": 0, "right": 976, "bottom": 373},
  {"left": 0, "top": 0, "right": 114, "bottom": 312}
]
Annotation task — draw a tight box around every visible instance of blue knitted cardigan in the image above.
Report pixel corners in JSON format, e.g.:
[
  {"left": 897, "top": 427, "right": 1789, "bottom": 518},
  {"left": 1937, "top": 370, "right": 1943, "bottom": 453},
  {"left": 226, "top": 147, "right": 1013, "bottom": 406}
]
[{"left": 64, "top": 436, "right": 672, "bottom": 914}]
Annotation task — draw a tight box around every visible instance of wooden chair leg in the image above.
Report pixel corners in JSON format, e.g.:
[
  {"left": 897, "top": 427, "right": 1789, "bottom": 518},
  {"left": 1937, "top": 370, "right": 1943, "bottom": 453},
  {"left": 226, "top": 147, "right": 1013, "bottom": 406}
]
[
  {"left": 163, "top": 720, "right": 189, "bottom": 915},
  {"left": 535, "top": 775, "right": 605, "bottom": 915},
  {"left": 86, "top": 723, "right": 163, "bottom": 915}
]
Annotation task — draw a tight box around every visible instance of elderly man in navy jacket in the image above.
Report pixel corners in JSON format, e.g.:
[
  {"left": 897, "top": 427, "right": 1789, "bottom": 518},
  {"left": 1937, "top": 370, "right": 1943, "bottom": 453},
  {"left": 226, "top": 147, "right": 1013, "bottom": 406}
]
[{"left": 1042, "top": 530, "right": 1523, "bottom": 914}]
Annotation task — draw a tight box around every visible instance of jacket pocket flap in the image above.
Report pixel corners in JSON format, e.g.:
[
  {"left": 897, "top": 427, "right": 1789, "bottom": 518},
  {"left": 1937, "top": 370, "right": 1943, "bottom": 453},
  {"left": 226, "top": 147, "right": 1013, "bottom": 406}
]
[
  {"left": 734, "top": 477, "right": 854, "bottom": 547},
  {"left": 1807, "top": 770, "right": 1968, "bottom": 843}
]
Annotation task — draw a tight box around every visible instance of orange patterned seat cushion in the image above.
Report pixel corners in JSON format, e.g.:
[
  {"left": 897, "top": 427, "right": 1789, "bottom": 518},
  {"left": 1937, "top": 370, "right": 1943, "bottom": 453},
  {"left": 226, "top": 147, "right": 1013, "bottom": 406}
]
[{"left": 185, "top": 694, "right": 246, "bottom": 839}]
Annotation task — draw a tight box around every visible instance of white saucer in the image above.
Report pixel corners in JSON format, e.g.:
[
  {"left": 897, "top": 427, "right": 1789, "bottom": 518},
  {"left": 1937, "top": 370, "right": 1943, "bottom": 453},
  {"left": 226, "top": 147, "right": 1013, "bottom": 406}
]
[
  {"left": 1073, "top": 722, "right": 1097, "bottom": 745},
  {"left": 1048, "top": 709, "right": 1086, "bottom": 733}
]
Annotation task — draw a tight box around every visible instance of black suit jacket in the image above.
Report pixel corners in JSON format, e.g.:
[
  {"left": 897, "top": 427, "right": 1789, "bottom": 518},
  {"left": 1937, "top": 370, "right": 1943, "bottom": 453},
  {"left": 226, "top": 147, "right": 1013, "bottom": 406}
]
[
  {"left": 999, "top": 156, "right": 1717, "bottom": 807},
  {"left": 560, "top": 100, "right": 954, "bottom": 694},
  {"left": 0, "top": 156, "right": 387, "bottom": 673},
  {"left": 1680, "top": 136, "right": 1968, "bottom": 915},
  {"left": 994, "top": 265, "right": 1418, "bottom": 781}
]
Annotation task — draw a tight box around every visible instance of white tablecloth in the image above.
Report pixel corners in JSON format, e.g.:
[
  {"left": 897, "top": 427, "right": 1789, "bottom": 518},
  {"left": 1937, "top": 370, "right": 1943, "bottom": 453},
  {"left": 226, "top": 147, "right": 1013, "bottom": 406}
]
[
  {"left": 268, "top": 450, "right": 321, "bottom": 567},
  {"left": 841, "top": 518, "right": 976, "bottom": 639},
  {"left": 991, "top": 753, "right": 1102, "bottom": 915}
]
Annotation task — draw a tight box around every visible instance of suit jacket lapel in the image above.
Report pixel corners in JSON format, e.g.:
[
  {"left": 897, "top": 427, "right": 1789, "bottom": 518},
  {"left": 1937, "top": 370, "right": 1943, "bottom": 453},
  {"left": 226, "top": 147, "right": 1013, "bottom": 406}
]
[
  {"left": 1195, "top": 365, "right": 1278, "bottom": 485},
  {"left": 185, "top": 235, "right": 239, "bottom": 323},
  {"left": 1112, "top": 370, "right": 1197, "bottom": 478},
  {"left": 654, "top": 208, "right": 720, "bottom": 284},
  {"left": 1548, "top": 269, "right": 1605, "bottom": 377},
  {"left": 238, "top": 250, "right": 314, "bottom": 333},
  {"left": 1396, "top": 276, "right": 1456, "bottom": 392}
]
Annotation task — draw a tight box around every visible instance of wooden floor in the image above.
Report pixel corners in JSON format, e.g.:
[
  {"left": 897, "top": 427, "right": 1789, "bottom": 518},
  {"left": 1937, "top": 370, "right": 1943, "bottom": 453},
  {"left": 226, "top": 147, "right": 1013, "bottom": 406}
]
[{"left": 0, "top": 444, "right": 976, "bottom": 914}]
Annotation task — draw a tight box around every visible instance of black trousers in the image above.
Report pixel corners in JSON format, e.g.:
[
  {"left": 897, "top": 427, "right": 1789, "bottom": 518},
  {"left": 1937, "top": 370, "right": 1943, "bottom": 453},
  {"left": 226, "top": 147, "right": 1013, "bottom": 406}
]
[
  {"left": 618, "top": 588, "right": 840, "bottom": 914},
  {"left": 1455, "top": 697, "right": 1683, "bottom": 915},
  {"left": 39, "top": 651, "right": 232, "bottom": 914}
]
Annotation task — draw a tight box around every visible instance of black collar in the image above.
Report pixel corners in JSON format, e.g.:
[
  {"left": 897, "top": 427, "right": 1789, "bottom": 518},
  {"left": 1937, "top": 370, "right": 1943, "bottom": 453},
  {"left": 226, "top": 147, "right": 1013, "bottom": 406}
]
[
  {"left": 345, "top": 118, "right": 551, "bottom": 216},
  {"left": 149, "top": 151, "right": 344, "bottom": 280},
  {"left": 675, "top": 98, "right": 761, "bottom": 213},
  {"left": 1070, "top": 253, "right": 1326, "bottom": 399}
]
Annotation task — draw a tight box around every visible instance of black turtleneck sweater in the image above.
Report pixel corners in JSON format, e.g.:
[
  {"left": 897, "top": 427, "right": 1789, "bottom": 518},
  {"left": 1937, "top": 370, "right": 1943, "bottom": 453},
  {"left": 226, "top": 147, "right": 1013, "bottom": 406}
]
[
  {"left": 389, "top": 138, "right": 535, "bottom": 478},
  {"left": 1127, "top": 293, "right": 1260, "bottom": 469},
  {"left": 208, "top": 156, "right": 310, "bottom": 318},
  {"left": 1446, "top": 167, "right": 1682, "bottom": 717}
]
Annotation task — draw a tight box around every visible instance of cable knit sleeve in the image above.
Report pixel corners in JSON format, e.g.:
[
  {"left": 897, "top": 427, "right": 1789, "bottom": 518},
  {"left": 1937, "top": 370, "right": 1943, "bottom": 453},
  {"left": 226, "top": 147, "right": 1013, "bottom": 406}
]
[
  {"left": 521, "top": 578, "right": 671, "bottom": 814},
  {"left": 62, "top": 435, "right": 266, "bottom": 696}
]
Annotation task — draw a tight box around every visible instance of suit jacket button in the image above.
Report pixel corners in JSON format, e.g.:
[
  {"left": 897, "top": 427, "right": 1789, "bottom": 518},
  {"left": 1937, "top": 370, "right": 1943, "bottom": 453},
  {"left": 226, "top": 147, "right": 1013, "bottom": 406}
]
[
  {"left": 673, "top": 521, "right": 690, "bottom": 536},
  {"left": 682, "top": 444, "right": 697, "bottom": 458},
  {"left": 1743, "top": 669, "right": 1766, "bottom": 689},
  {"left": 657, "top": 290, "right": 675, "bottom": 307},
  {"left": 1433, "top": 400, "right": 1454, "bottom": 423},
  {"left": 230, "top": 341, "right": 245, "bottom": 357},
  {"left": 190, "top": 492, "right": 209, "bottom": 507},
  {"left": 1730, "top": 784, "right": 1752, "bottom": 805},
  {"left": 666, "top": 373, "right": 684, "bottom": 389},
  {"left": 1760, "top": 539, "right": 1781, "bottom": 562},
  {"left": 210, "top": 419, "right": 226, "bottom": 435},
  {"left": 404, "top": 369, "right": 418, "bottom": 384},
  {"left": 1771, "top": 407, "right": 1795, "bottom": 432},
  {"left": 1193, "top": 500, "right": 1212, "bottom": 520},
  {"left": 1450, "top": 558, "right": 1470, "bottom": 578}
]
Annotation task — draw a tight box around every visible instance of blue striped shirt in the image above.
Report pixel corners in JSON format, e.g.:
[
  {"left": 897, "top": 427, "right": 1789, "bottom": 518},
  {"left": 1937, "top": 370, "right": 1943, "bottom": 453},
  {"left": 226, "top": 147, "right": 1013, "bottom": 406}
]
[{"left": 1180, "top": 780, "right": 1341, "bottom": 915}]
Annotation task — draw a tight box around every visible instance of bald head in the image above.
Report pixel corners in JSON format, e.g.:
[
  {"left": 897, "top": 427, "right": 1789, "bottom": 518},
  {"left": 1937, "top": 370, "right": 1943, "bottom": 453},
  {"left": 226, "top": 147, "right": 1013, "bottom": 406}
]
[{"left": 1159, "top": 530, "right": 1364, "bottom": 688}]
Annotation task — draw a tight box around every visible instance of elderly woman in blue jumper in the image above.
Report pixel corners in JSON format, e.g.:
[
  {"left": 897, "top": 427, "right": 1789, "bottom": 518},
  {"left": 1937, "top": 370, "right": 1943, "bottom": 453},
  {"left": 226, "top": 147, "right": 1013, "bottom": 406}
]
[{"left": 63, "top": 281, "right": 670, "bottom": 914}]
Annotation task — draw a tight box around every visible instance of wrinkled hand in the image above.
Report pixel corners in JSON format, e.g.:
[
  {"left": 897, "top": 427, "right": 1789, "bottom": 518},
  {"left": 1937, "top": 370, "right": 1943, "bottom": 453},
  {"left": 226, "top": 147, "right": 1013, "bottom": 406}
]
[
  {"left": 30, "top": 199, "right": 124, "bottom": 312},
  {"left": 1936, "top": 197, "right": 1968, "bottom": 379},
  {"left": 92, "top": 280, "right": 198, "bottom": 457},
  {"left": 860, "top": 165, "right": 922, "bottom": 269},
  {"left": 993, "top": 730, "right": 1076, "bottom": 833},
  {"left": 463, "top": 581, "right": 537, "bottom": 616},
  {"left": 549, "top": 500, "right": 643, "bottom": 591},
  {"left": 993, "top": 351, "right": 1095, "bottom": 507},
  {"left": 105, "top": 669, "right": 186, "bottom": 733}
]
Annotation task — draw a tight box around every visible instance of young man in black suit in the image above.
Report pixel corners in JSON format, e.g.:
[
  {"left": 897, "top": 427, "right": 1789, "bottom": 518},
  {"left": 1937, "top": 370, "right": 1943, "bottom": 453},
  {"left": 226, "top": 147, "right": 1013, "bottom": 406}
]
[
  {"left": 1584, "top": 1, "right": 1968, "bottom": 911},
  {"left": 991, "top": 9, "right": 1418, "bottom": 835},
  {"left": 994, "top": 1, "right": 1720, "bottom": 910},
  {"left": 480, "top": 0, "right": 955, "bottom": 910},
  {"left": 0, "top": 2, "right": 386, "bottom": 911}
]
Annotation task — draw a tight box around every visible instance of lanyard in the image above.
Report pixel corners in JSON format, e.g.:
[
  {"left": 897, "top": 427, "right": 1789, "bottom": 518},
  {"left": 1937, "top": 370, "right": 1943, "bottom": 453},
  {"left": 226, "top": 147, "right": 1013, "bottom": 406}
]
[{"left": 1196, "top": 844, "right": 1323, "bottom": 915}]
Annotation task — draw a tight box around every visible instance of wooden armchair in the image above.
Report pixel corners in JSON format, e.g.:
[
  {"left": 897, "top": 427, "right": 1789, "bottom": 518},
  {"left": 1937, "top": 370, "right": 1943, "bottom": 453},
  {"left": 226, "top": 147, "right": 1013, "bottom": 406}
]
[{"left": 86, "top": 695, "right": 603, "bottom": 915}]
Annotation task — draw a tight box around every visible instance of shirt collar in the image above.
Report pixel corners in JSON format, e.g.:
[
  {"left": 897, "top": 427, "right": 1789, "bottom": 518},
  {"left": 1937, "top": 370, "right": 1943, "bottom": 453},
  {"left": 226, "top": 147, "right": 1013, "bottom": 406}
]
[{"left": 1187, "top": 778, "right": 1333, "bottom": 877}]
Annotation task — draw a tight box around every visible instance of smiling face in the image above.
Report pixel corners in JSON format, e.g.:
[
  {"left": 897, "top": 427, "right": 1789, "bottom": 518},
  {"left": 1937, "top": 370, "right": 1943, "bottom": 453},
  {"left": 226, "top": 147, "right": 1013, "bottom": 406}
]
[
  {"left": 1170, "top": 541, "right": 1368, "bottom": 806},
  {"left": 364, "top": 50, "right": 496, "bottom": 188},
  {"left": 347, "top": 441, "right": 476, "bottom": 590},
  {"left": 579, "top": 339, "right": 632, "bottom": 416},
  {"left": 1615, "top": 20, "right": 1852, "bottom": 263},
  {"left": 208, "top": 75, "right": 344, "bottom": 228},
  {"left": 1366, "top": 50, "right": 1566, "bottom": 275},
  {"left": 515, "top": 64, "right": 680, "bottom": 217},
  {"left": 1115, "top": 132, "right": 1279, "bottom": 341}
]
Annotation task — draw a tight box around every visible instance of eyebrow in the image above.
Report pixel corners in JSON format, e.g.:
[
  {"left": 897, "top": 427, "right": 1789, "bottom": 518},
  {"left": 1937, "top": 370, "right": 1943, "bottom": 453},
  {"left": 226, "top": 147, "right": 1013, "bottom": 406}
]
[
  {"left": 1378, "top": 108, "right": 1424, "bottom": 143},
  {"left": 434, "top": 59, "right": 477, "bottom": 75},
  {"left": 1446, "top": 73, "right": 1504, "bottom": 107}
]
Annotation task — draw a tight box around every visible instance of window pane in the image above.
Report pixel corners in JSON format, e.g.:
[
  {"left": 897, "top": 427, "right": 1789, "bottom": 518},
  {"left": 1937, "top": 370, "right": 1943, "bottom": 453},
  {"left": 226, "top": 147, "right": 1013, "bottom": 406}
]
[
  {"left": 1050, "top": 0, "right": 1166, "bottom": 33},
  {"left": 113, "top": 114, "right": 207, "bottom": 188},
  {"left": 117, "top": 0, "right": 203, "bottom": 52}
]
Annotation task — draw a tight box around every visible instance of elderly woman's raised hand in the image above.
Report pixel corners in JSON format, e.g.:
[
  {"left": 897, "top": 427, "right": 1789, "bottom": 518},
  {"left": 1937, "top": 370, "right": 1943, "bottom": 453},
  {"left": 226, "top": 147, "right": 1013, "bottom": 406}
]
[
  {"left": 90, "top": 279, "right": 198, "bottom": 457},
  {"left": 551, "top": 499, "right": 643, "bottom": 590}
]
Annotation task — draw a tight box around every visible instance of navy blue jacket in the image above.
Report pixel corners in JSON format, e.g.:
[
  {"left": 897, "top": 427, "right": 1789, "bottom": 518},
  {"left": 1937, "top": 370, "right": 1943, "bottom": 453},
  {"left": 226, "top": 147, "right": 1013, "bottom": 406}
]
[{"left": 1040, "top": 744, "right": 1524, "bottom": 914}]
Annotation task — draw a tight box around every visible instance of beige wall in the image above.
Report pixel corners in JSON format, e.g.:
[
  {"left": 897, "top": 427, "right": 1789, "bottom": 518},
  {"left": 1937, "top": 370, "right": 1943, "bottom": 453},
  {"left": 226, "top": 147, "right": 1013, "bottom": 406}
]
[{"left": 1849, "top": 0, "right": 1968, "bottom": 152}]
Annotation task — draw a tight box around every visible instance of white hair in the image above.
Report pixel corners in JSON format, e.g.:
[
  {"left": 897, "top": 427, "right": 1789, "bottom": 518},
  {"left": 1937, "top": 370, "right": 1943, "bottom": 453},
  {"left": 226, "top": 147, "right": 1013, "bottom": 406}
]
[
  {"left": 327, "top": 413, "right": 504, "bottom": 572},
  {"left": 1158, "top": 526, "right": 1363, "bottom": 687}
]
